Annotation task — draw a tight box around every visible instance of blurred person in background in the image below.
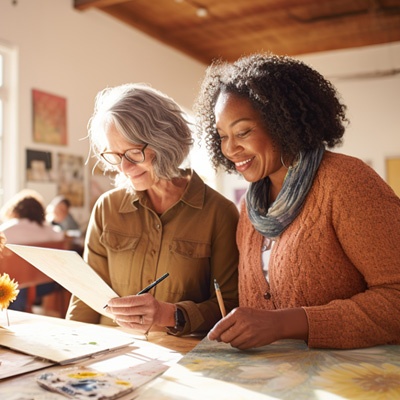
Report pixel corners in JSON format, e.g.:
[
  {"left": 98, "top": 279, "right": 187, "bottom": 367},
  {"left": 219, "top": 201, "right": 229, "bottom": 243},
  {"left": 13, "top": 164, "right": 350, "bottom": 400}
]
[
  {"left": 46, "top": 195, "right": 81, "bottom": 233},
  {"left": 46, "top": 195, "right": 84, "bottom": 255},
  {"left": 0, "top": 189, "right": 64, "bottom": 244},
  {"left": 0, "top": 189, "right": 65, "bottom": 311}
]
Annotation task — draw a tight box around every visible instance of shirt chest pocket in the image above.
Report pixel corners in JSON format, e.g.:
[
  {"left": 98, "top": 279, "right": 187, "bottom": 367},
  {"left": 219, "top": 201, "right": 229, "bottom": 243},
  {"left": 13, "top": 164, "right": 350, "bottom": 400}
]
[
  {"left": 168, "top": 240, "right": 212, "bottom": 293},
  {"left": 100, "top": 231, "right": 140, "bottom": 252},
  {"left": 100, "top": 231, "right": 141, "bottom": 286},
  {"left": 170, "top": 239, "right": 211, "bottom": 259}
]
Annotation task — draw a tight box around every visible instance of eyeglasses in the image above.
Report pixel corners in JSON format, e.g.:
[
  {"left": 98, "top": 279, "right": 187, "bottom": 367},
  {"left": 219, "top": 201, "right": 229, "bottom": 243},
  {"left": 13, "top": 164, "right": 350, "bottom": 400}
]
[{"left": 100, "top": 143, "right": 148, "bottom": 165}]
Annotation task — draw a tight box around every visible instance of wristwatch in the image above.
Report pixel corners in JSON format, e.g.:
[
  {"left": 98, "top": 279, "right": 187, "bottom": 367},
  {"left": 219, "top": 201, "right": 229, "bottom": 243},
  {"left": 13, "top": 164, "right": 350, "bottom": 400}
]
[{"left": 168, "top": 307, "right": 186, "bottom": 334}]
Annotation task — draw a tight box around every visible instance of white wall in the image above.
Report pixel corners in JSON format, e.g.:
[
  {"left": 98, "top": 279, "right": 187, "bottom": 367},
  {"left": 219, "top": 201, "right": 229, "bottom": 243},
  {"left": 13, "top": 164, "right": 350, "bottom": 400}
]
[
  {"left": 301, "top": 43, "right": 400, "bottom": 177},
  {"left": 0, "top": 0, "right": 206, "bottom": 225},
  {"left": 0, "top": 0, "right": 399, "bottom": 220}
]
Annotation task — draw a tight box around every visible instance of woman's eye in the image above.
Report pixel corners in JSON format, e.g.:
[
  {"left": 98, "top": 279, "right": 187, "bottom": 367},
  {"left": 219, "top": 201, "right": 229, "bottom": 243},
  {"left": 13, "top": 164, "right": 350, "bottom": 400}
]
[{"left": 237, "top": 129, "right": 251, "bottom": 138}]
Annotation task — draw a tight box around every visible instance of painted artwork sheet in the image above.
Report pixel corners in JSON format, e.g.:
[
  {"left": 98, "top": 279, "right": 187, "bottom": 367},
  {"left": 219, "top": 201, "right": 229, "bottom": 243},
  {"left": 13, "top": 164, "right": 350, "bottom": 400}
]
[
  {"left": 0, "top": 347, "right": 54, "bottom": 380},
  {"left": 139, "top": 338, "right": 400, "bottom": 400},
  {"left": 0, "top": 319, "right": 135, "bottom": 364}
]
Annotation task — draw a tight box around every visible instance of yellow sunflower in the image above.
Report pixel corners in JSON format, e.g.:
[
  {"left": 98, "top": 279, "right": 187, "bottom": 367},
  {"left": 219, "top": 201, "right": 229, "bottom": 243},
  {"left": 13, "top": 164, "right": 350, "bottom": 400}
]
[
  {"left": 0, "top": 273, "right": 20, "bottom": 310},
  {"left": 313, "top": 362, "right": 400, "bottom": 400}
]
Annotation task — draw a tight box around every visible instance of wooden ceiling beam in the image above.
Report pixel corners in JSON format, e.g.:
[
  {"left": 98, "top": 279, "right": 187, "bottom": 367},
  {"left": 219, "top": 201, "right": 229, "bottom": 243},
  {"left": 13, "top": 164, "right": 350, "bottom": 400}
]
[
  {"left": 73, "top": 0, "right": 400, "bottom": 65},
  {"left": 74, "top": 0, "right": 130, "bottom": 11}
]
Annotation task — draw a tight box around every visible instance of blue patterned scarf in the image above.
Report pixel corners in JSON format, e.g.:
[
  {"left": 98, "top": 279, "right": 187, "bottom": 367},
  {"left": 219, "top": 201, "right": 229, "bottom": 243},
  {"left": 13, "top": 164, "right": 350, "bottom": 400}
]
[{"left": 246, "top": 146, "right": 325, "bottom": 239}]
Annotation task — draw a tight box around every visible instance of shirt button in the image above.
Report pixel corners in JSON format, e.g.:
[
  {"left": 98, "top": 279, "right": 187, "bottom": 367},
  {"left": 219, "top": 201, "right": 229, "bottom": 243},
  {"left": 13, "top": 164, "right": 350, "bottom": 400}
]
[{"left": 263, "top": 292, "right": 271, "bottom": 300}]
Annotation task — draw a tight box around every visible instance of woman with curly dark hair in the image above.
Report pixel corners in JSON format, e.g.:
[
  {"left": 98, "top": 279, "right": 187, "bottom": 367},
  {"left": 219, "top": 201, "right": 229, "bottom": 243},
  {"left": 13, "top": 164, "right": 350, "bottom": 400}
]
[
  {"left": 0, "top": 189, "right": 64, "bottom": 244},
  {"left": 194, "top": 53, "right": 400, "bottom": 350}
]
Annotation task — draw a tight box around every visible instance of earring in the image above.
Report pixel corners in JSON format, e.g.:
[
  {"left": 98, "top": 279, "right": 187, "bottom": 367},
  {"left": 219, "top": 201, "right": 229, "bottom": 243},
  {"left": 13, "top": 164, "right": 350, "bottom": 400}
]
[{"left": 280, "top": 154, "right": 290, "bottom": 169}]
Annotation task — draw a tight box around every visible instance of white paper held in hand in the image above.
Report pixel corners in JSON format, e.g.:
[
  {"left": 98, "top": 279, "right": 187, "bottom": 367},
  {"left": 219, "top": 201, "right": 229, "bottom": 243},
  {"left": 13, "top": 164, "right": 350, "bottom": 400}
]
[{"left": 6, "top": 244, "right": 116, "bottom": 319}]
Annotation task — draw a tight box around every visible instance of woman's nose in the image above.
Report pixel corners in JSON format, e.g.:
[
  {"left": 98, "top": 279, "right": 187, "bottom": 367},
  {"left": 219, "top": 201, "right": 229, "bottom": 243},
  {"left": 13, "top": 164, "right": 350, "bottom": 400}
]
[
  {"left": 223, "top": 137, "right": 241, "bottom": 158},
  {"left": 119, "top": 156, "right": 133, "bottom": 173}
]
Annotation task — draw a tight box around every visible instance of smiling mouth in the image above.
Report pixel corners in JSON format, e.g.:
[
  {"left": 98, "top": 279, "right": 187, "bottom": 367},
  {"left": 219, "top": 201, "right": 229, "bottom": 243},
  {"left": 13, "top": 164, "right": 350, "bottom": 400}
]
[
  {"left": 128, "top": 171, "right": 146, "bottom": 179},
  {"left": 235, "top": 157, "right": 253, "bottom": 167}
]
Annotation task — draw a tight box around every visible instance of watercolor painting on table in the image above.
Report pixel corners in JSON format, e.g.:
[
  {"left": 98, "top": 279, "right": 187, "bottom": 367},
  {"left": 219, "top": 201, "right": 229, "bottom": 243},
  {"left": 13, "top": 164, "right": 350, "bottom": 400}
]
[
  {"left": 0, "top": 320, "right": 134, "bottom": 364},
  {"left": 142, "top": 338, "right": 400, "bottom": 400}
]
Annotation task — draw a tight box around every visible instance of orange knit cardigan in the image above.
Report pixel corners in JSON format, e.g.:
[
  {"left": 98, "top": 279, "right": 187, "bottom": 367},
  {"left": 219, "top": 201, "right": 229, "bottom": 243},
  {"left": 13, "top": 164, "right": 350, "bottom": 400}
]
[{"left": 237, "top": 151, "right": 400, "bottom": 349}]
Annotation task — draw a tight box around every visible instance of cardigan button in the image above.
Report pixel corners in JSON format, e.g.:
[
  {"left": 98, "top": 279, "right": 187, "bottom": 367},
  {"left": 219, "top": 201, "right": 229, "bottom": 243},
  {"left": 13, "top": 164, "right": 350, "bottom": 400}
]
[{"left": 263, "top": 291, "right": 271, "bottom": 300}]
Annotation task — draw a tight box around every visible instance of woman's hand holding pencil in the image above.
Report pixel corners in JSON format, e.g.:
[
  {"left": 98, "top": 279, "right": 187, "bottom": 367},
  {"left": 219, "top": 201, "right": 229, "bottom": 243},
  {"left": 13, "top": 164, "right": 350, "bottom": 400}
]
[{"left": 214, "top": 279, "right": 226, "bottom": 318}]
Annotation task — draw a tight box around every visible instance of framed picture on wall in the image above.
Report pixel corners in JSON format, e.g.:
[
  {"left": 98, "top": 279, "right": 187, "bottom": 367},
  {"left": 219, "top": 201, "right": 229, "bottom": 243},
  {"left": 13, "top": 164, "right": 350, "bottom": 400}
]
[
  {"left": 57, "top": 153, "right": 84, "bottom": 207},
  {"left": 26, "top": 149, "right": 54, "bottom": 182},
  {"left": 32, "top": 89, "right": 67, "bottom": 145}
]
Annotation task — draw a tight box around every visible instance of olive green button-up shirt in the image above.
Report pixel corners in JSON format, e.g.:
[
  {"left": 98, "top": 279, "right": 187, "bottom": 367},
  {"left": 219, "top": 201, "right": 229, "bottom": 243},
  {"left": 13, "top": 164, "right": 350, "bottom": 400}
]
[{"left": 66, "top": 170, "right": 239, "bottom": 335}]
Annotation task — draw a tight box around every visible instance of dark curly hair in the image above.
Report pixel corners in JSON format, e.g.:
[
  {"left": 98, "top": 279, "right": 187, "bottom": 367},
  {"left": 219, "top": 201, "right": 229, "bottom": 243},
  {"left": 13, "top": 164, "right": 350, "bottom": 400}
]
[
  {"left": 1, "top": 189, "right": 46, "bottom": 226},
  {"left": 193, "top": 53, "right": 349, "bottom": 173}
]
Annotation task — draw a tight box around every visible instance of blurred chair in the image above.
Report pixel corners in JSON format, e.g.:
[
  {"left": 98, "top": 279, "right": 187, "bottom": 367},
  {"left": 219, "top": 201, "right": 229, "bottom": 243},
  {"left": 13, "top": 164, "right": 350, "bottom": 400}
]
[{"left": 0, "top": 240, "right": 72, "bottom": 318}]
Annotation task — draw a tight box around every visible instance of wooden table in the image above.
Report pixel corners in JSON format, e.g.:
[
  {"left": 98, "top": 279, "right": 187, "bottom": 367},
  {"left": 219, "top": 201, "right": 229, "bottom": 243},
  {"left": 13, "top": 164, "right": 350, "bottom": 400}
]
[
  {"left": 3, "top": 312, "right": 398, "bottom": 399},
  {"left": 147, "top": 330, "right": 203, "bottom": 354},
  {"left": 0, "top": 311, "right": 201, "bottom": 399}
]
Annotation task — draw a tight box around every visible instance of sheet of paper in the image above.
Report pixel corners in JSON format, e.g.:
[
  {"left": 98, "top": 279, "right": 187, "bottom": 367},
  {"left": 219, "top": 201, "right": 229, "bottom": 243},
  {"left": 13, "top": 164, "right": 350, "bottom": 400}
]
[
  {"left": 0, "top": 319, "right": 135, "bottom": 364},
  {"left": 0, "top": 347, "right": 54, "bottom": 379},
  {"left": 0, "top": 332, "right": 183, "bottom": 399},
  {"left": 6, "top": 244, "right": 116, "bottom": 319}
]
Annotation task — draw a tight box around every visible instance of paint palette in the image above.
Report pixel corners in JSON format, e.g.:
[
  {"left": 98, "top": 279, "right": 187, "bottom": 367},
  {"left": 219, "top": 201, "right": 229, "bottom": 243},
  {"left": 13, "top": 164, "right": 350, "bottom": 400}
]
[{"left": 36, "top": 366, "right": 135, "bottom": 399}]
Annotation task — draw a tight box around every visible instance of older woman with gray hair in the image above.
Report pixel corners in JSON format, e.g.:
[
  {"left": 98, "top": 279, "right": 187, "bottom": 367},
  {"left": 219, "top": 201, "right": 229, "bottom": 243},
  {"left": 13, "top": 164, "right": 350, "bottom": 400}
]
[{"left": 66, "top": 83, "right": 239, "bottom": 336}]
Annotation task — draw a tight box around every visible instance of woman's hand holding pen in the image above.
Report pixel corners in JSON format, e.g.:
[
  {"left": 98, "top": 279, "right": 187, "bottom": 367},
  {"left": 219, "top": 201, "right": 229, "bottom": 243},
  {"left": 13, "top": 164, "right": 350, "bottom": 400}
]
[
  {"left": 207, "top": 307, "right": 309, "bottom": 350},
  {"left": 106, "top": 294, "right": 175, "bottom": 332},
  {"left": 105, "top": 273, "right": 173, "bottom": 332}
]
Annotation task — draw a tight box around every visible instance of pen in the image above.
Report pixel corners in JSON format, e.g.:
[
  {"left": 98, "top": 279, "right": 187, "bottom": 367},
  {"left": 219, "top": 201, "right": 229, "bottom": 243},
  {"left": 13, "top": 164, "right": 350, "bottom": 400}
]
[
  {"left": 137, "top": 272, "right": 170, "bottom": 295},
  {"left": 214, "top": 279, "right": 226, "bottom": 318},
  {"left": 104, "top": 272, "right": 170, "bottom": 308}
]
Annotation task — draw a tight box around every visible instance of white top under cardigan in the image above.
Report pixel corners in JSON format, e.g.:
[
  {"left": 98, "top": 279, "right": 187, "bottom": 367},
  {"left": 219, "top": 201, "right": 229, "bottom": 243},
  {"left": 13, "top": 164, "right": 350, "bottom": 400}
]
[{"left": 261, "top": 238, "right": 275, "bottom": 281}]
